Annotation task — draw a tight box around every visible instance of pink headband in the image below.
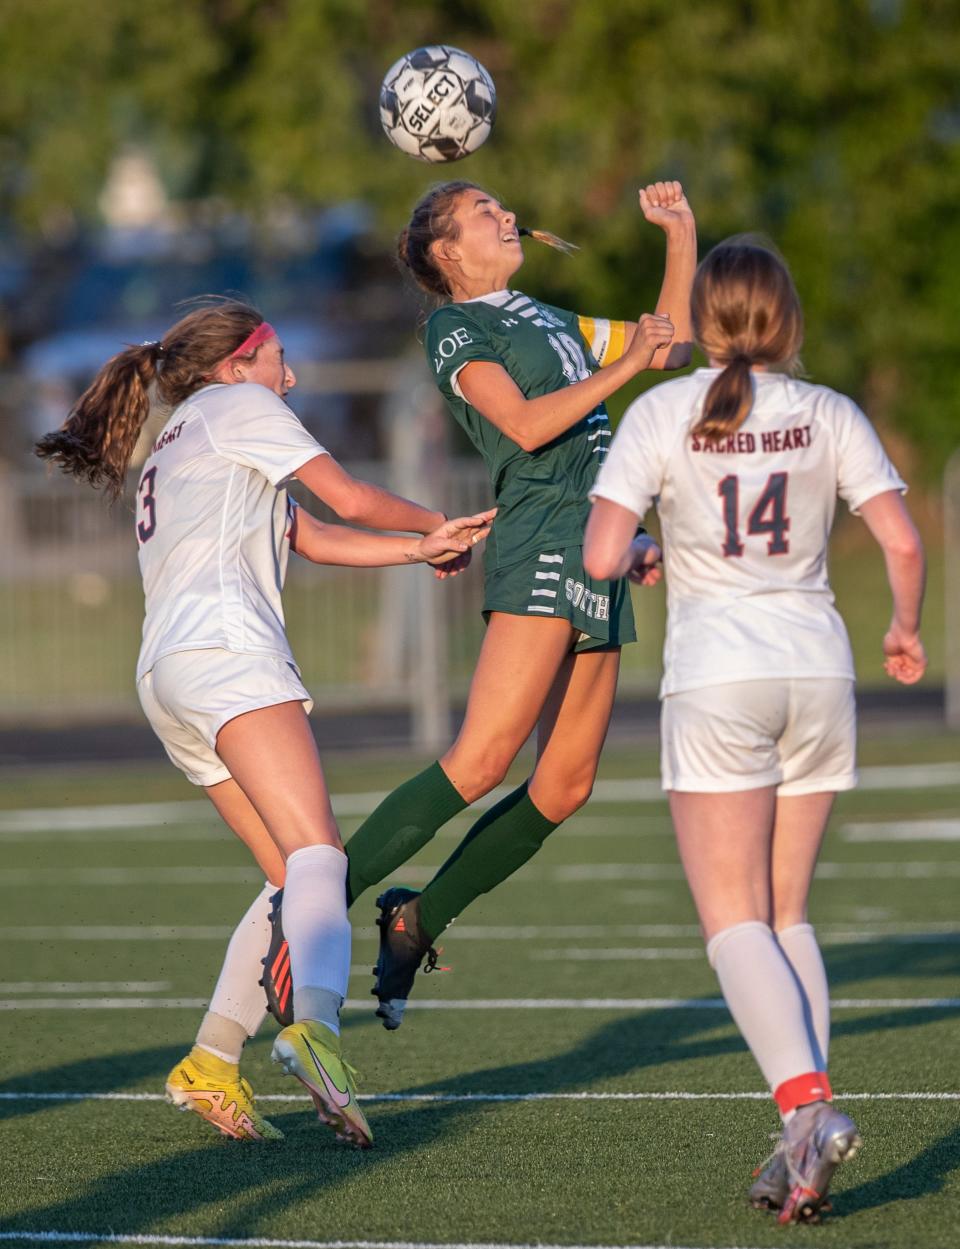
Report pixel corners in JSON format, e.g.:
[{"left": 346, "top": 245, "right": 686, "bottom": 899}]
[{"left": 230, "top": 321, "right": 276, "bottom": 359}]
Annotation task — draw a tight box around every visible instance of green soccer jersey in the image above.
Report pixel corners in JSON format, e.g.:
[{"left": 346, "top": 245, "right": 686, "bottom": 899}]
[{"left": 425, "top": 290, "right": 628, "bottom": 570}]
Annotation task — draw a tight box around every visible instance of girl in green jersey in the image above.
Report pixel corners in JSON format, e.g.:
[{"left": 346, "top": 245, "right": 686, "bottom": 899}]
[{"left": 263, "top": 180, "right": 697, "bottom": 1030}]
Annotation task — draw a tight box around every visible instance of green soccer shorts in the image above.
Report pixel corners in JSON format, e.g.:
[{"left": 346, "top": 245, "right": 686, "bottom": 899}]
[{"left": 482, "top": 545, "right": 637, "bottom": 651}]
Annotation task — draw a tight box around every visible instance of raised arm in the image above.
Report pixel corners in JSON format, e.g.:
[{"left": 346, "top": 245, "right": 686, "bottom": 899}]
[
  {"left": 295, "top": 454, "right": 445, "bottom": 534},
  {"left": 458, "top": 312, "right": 675, "bottom": 453},
  {"left": 640, "top": 181, "right": 697, "bottom": 371},
  {"left": 858, "top": 489, "right": 927, "bottom": 684}
]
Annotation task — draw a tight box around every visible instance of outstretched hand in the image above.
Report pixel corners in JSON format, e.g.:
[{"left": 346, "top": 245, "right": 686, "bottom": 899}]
[
  {"left": 417, "top": 508, "right": 497, "bottom": 575},
  {"left": 882, "top": 624, "right": 927, "bottom": 685},
  {"left": 639, "top": 181, "right": 694, "bottom": 233}
]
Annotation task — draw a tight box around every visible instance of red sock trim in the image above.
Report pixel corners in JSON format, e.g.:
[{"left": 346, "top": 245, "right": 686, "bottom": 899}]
[{"left": 774, "top": 1070, "right": 833, "bottom": 1115}]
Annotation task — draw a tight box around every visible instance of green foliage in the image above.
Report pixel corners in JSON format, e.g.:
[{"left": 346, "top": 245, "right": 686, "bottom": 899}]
[{"left": 1, "top": 0, "right": 958, "bottom": 473}]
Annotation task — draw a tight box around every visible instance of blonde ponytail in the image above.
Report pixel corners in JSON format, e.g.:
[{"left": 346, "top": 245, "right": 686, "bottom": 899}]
[{"left": 518, "top": 226, "right": 578, "bottom": 255}]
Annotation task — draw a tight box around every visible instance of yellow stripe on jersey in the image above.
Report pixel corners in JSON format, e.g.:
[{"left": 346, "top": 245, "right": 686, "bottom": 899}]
[
  {"left": 606, "top": 318, "right": 627, "bottom": 365},
  {"left": 577, "top": 316, "right": 628, "bottom": 367}
]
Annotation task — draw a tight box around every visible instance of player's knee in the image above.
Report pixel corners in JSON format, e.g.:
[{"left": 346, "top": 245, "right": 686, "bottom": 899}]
[
  {"left": 537, "top": 772, "right": 595, "bottom": 821},
  {"left": 446, "top": 751, "right": 513, "bottom": 803}
]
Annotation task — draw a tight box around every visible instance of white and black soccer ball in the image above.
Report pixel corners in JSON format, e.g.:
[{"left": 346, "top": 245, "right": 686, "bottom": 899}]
[{"left": 379, "top": 45, "right": 496, "bottom": 163}]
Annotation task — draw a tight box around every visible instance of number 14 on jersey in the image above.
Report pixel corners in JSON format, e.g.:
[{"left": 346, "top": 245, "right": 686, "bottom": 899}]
[{"left": 718, "top": 472, "right": 790, "bottom": 557}]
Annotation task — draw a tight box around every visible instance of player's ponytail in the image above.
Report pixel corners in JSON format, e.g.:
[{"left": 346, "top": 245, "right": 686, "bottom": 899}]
[
  {"left": 35, "top": 298, "right": 266, "bottom": 500},
  {"left": 692, "top": 237, "right": 803, "bottom": 444},
  {"left": 35, "top": 344, "right": 160, "bottom": 501},
  {"left": 518, "top": 226, "right": 578, "bottom": 255}
]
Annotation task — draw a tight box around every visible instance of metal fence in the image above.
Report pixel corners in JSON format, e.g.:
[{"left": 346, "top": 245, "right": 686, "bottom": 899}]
[
  {"left": 1, "top": 345, "right": 668, "bottom": 748},
  {"left": 0, "top": 457, "right": 664, "bottom": 746},
  {"left": 0, "top": 457, "right": 477, "bottom": 710}
]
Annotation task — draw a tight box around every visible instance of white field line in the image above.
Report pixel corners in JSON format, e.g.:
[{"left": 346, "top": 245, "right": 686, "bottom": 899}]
[
  {"left": 0, "top": 827, "right": 229, "bottom": 844},
  {"left": 440, "top": 920, "right": 960, "bottom": 940},
  {"left": 0, "top": 812, "right": 670, "bottom": 845},
  {"left": 556, "top": 861, "right": 960, "bottom": 882},
  {"left": 842, "top": 819, "right": 960, "bottom": 842},
  {"left": 3, "top": 921, "right": 960, "bottom": 943},
  {"left": 0, "top": 925, "right": 234, "bottom": 941},
  {"left": 1, "top": 1090, "right": 957, "bottom": 1105},
  {"left": 6, "top": 860, "right": 960, "bottom": 886},
  {"left": 0, "top": 787, "right": 569, "bottom": 834},
  {"left": 856, "top": 761, "right": 960, "bottom": 789},
  {"left": 0, "top": 981, "right": 169, "bottom": 994},
  {"left": 0, "top": 817, "right": 670, "bottom": 844},
  {"left": 2, "top": 995, "right": 959, "bottom": 1012},
  {"left": 0, "top": 998, "right": 209, "bottom": 1010},
  {"left": 0, "top": 867, "right": 260, "bottom": 886},
  {"left": 2, "top": 761, "right": 957, "bottom": 836},
  {"left": 529, "top": 948, "right": 702, "bottom": 961},
  {"left": 0, "top": 1233, "right": 822, "bottom": 1249}
]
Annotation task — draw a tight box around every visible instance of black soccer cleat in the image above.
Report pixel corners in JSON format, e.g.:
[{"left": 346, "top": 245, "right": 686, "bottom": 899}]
[
  {"left": 260, "top": 888, "right": 294, "bottom": 1028},
  {"left": 372, "top": 887, "right": 444, "bottom": 1030}
]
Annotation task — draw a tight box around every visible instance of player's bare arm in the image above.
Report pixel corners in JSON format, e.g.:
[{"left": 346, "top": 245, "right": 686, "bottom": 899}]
[
  {"left": 295, "top": 453, "right": 445, "bottom": 534},
  {"left": 458, "top": 312, "right": 674, "bottom": 453},
  {"left": 290, "top": 507, "right": 496, "bottom": 568},
  {"left": 590, "top": 183, "right": 695, "bottom": 373},
  {"left": 584, "top": 496, "right": 662, "bottom": 585},
  {"left": 858, "top": 490, "right": 927, "bottom": 684},
  {"left": 640, "top": 180, "right": 697, "bottom": 371}
]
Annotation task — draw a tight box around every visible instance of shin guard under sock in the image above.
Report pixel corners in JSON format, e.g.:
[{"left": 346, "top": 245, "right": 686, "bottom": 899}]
[
  {"left": 417, "top": 784, "right": 559, "bottom": 941},
  {"left": 345, "top": 761, "right": 467, "bottom": 906}
]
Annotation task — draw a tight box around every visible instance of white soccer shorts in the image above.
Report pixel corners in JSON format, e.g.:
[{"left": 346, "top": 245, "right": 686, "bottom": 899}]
[
  {"left": 660, "top": 677, "right": 856, "bottom": 795},
  {"left": 137, "top": 648, "right": 313, "bottom": 787}
]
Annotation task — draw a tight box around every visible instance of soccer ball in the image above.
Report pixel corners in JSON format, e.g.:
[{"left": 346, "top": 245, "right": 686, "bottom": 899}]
[{"left": 379, "top": 45, "right": 496, "bottom": 163}]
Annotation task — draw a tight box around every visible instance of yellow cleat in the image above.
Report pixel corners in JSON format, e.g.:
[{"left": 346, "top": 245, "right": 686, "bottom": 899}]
[
  {"left": 165, "top": 1047, "right": 283, "bottom": 1142},
  {"left": 271, "top": 1020, "right": 373, "bottom": 1148}
]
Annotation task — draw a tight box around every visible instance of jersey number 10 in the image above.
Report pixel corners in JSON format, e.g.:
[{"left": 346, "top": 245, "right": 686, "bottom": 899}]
[{"left": 718, "top": 472, "right": 790, "bottom": 557}]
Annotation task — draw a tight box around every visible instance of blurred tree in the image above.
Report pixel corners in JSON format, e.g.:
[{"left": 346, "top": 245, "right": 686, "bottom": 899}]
[{"left": 0, "top": 0, "right": 957, "bottom": 473}]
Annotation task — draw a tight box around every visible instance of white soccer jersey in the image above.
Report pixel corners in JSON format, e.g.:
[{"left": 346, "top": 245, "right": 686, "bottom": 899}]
[
  {"left": 591, "top": 369, "right": 906, "bottom": 697},
  {"left": 134, "top": 382, "right": 326, "bottom": 681}
]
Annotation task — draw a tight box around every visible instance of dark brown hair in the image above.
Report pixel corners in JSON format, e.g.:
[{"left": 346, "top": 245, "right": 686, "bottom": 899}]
[
  {"left": 397, "top": 181, "right": 576, "bottom": 301},
  {"left": 691, "top": 238, "right": 804, "bottom": 443},
  {"left": 34, "top": 298, "right": 266, "bottom": 499}
]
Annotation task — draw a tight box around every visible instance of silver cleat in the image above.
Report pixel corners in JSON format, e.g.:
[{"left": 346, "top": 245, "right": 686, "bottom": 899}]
[
  {"left": 749, "top": 1138, "right": 790, "bottom": 1211},
  {"left": 775, "top": 1101, "right": 861, "bottom": 1224}
]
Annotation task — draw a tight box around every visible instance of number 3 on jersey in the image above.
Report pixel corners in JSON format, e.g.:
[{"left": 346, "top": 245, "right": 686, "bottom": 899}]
[
  {"left": 718, "top": 472, "right": 790, "bottom": 557},
  {"left": 137, "top": 467, "right": 158, "bottom": 544}
]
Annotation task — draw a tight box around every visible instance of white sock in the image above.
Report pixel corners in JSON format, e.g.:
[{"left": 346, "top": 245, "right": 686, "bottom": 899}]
[
  {"left": 776, "top": 921, "right": 830, "bottom": 1070},
  {"left": 205, "top": 882, "right": 274, "bottom": 1045},
  {"left": 195, "top": 1014, "right": 249, "bottom": 1066},
  {"left": 283, "top": 843, "right": 350, "bottom": 1035},
  {"left": 706, "top": 920, "right": 819, "bottom": 1092}
]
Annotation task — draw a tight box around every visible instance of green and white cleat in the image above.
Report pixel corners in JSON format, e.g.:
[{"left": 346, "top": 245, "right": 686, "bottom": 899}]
[
  {"left": 271, "top": 1020, "right": 373, "bottom": 1148},
  {"left": 775, "top": 1102, "right": 861, "bottom": 1224}
]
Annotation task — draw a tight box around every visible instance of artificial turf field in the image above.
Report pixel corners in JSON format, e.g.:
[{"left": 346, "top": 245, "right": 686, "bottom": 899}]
[{"left": 1, "top": 726, "right": 958, "bottom": 1249}]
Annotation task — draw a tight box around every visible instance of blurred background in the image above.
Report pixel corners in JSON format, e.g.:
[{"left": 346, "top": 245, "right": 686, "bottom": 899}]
[{"left": 1, "top": 0, "right": 957, "bottom": 749}]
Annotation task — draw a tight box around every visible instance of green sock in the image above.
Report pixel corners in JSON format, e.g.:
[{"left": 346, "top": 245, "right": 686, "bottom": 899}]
[
  {"left": 417, "top": 783, "right": 559, "bottom": 941},
  {"left": 345, "top": 761, "right": 468, "bottom": 906}
]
